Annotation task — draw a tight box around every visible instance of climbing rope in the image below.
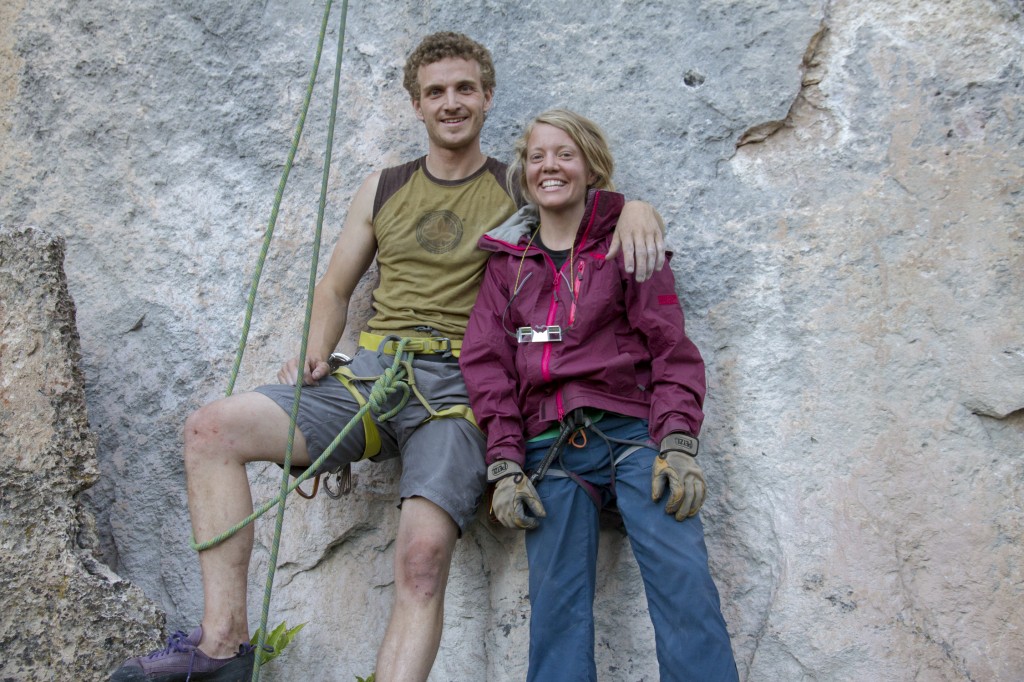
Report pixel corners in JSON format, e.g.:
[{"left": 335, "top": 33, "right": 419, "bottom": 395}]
[
  {"left": 254, "top": 1, "right": 349, "bottom": 678},
  {"left": 180, "top": 1, "right": 361, "bottom": 679},
  {"left": 190, "top": 341, "right": 413, "bottom": 555}
]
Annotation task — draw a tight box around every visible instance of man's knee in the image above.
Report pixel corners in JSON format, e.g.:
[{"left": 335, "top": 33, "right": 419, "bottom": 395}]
[
  {"left": 183, "top": 403, "right": 219, "bottom": 466},
  {"left": 182, "top": 395, "right": 251, "bottom": 471},
  {"left": 395, "top": 534, "right": 451, "bottom": 600},
  {"left": 183, "top": 400, "right": 235, "bottom": 456}
]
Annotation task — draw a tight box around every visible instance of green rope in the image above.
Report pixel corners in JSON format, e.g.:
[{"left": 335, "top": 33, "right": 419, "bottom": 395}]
[
  {"left": 179, "top": 0, "right": 361, "bottom": 678},
  {"left": 223, "top": 0, "right": 335, "bottom": 398},
  {"left": 253, "top": 2, "right": 349, "bottom": 676}
]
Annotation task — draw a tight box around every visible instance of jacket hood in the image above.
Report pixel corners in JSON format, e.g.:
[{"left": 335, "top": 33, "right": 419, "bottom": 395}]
[
  {"left": 479, "top": 189, "right": 625, "bottom": 254},
  {"left": 482, "top": 203, "right": 539, "bottom": 249}
]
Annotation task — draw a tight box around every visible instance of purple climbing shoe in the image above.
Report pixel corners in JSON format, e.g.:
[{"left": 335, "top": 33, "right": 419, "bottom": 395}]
[{"left": 109, "top": 626, "right": 255, "bottom": 681}]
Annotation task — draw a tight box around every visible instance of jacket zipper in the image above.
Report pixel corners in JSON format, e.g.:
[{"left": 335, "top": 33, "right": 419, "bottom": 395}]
[
  {"left": 548, "top": 192, "right": 602, "bottom": 422},
  {"left": 540, "top": 264, "right": 561, "bottom": 384}
]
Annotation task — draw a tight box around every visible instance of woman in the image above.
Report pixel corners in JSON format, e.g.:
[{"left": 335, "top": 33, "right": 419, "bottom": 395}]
[{"left": 459, "top": 109, "right": 739, "bottom": 681}]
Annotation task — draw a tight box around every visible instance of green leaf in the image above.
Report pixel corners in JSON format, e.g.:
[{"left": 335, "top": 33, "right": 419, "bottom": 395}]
[{"left": 250, "top": 621, "right": 307, "bottom": 666}]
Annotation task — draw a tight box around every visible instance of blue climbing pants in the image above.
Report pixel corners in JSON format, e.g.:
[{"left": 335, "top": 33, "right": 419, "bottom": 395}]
[{"left": 523, "top": 416, "right": 739, "bottom": 682}]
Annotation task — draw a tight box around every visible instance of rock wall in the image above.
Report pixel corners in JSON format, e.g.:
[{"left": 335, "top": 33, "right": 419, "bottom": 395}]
[
  {"left": 0, "top": 228, "right": 164, "bottom": 681},
  {"left": 1, "top": 0, "right": 1021, "bottom": 680}
]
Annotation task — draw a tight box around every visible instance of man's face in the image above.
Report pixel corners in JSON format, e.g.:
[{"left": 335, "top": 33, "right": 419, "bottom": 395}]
[{"left": 412, "top": 57, "right": 493, "bottom": 152}]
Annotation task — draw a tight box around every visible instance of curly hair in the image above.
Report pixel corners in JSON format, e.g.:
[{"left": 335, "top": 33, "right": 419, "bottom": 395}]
[{"left": 403, "top": 32, "right": 496, "bottom": 101}]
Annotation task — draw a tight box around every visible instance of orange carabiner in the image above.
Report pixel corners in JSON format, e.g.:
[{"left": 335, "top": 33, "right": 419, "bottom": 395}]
[{"left": 295, "top": 473, "right": 320, "bottom": 499}]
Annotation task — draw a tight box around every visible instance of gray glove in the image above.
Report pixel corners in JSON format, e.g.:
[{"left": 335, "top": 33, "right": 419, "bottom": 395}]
[
  {"left": 651, "top": 433, "right": 706, "bottom": 520},
  {"left": 488, "top": 460, "right": 546, "bottom": 530}
]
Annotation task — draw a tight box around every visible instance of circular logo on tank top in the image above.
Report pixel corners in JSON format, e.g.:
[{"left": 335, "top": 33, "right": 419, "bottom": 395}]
[{"left": 415, "top": 210, "right": 463, "bottom": 254}]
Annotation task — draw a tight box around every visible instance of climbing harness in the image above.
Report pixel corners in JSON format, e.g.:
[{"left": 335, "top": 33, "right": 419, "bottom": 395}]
[
  {"left": 317, "top": 331, "right": 477, "bottom": 498},
  {"left": 529, "top": 410, "right": 582, "bottom": 486},
  {"left": 529, "top": 410, "right": 649, "bottom": 513}
]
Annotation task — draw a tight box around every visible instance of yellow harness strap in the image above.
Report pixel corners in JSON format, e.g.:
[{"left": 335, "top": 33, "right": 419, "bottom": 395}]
[
  {"left": 358, "top": 331, "right": 462, "bottom": 358},
  {"left": 331, "top": 367, "right": 383, "bottom": 460},
  {"left": 432, "top": 403, "right": 478, "bottom": 428}
]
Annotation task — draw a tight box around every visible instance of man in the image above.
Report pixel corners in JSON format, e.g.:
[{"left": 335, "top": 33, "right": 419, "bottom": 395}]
[{"left": 111, "top": 32, "right": 664, "bottom": 682}]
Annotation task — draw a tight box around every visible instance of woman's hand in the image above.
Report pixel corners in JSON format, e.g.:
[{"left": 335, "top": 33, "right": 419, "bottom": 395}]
[
  {"left": 489, "top": 460, "right": 546, "bottom": 530},
  {"left": 651, "top": 447, "right": 706, "bottom": 520}
]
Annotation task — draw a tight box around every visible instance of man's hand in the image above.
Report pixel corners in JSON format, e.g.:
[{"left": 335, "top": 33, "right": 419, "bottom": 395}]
[
  {"left": 606, "top": 200, "right": 666, "bottom": 282},
  {"left": 277, "top": 355, "right": 332, "bottom": 386},
  {"left": 651, "top": 434, "right": 706, "bottom": 520},
  {"left": 489, "top": 460, "right": 546, "bottom": 530}
]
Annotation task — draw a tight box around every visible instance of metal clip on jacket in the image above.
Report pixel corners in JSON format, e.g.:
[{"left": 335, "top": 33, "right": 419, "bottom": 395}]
[{"left": 517, "top": 325, "right": 563, "bottom": 343}]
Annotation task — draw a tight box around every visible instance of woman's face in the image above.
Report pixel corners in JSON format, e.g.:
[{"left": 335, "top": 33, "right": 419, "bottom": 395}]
[{"left": 524, "top": 123, "right": 596, "bottom": 214}]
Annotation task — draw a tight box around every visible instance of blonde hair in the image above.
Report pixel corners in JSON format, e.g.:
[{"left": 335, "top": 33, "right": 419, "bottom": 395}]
[{"left": 508, "top": 109, "right": 615, "bottom": 203}]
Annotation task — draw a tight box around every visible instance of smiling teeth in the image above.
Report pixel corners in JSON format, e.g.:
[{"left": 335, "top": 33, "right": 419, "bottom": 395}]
[{"left": 541, "top": 180, "right": 565, "bottom": 188}]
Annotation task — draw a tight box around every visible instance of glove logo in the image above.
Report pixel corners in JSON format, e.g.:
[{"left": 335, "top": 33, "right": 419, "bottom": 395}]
[
  {"left": 670, "top": 435, "right": 696, "bottom": 451},
  {"left": 660, "top": 432, "right": 699, "bottom": 457},
  {"left": 488, "top": 460, "right": 519, "bottom": 482}
]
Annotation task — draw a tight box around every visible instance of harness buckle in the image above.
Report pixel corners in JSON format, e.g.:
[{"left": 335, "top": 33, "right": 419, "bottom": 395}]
[
  {"left": 328, "top": 352, "right": 352, "bottom": 371},
  {"left": 413, "top": 326, "right": 454, "bottom": 357},
  {"left": 517, "top": 325, "right": 563, "bottom": 344},
  {"left": 433, "top": 336, "right": 454, "bottom": 357}
]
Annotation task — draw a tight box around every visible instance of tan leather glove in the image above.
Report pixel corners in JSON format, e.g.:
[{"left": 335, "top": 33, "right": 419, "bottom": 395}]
[
  {"left": 488, "top": 460, "right": 546, "bottom": 530},
  {"left": 651, "top": 433, "right": 706, "bottom": 520}
]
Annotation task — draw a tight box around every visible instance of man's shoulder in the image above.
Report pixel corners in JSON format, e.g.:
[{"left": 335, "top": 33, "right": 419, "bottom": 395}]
[
  {"left": 482, "top": 156, "right": 509, "bottom": 173},
  {"left": 481, "top": 157, "right": 522, "bottom": 206},
  {"left": 378, "top": 156, "right": 425, "bottom": 192},
  {"left": 380, "top": 156, "right": 425, "bottom": 183},
  {"left": 372, "top": 157, "right": 425, "bottom": 219}
]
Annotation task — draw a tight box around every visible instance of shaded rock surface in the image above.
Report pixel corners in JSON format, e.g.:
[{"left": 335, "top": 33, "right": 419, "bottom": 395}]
[
  {"left": 1, "top": 0, "right": 1022, "bottom": 680},
  {"left": 0, "top": 227, "right": 164, "bottom": 681}
]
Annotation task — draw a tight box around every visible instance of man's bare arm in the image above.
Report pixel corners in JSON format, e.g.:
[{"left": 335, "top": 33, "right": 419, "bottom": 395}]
[
  {"left": 277, "top": 172, "right": 381, "bottom": 386},
  {"left": 606, "top": 200, "right": 667, "bottom": 283}
]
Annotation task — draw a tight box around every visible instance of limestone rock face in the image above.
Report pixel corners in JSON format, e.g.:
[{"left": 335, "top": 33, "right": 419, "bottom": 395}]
[
  {"left": 0, "top": 228, "right": 164, "bottom": 681},
  {"left": 1, "top": 1, "right": 1022, "bottom": 680}
]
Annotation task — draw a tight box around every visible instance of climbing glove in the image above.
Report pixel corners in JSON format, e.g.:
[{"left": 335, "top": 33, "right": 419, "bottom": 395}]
[
  {"left": 488, "top": 460, "right": 546, "bottom": 530},
  {"left": 651, "top": 433, "right": 706, "bottom": 521}
]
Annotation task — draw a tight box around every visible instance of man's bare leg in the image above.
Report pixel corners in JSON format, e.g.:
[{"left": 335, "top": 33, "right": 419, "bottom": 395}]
[
  {"left": 183, "top": 391, "right": 311, "bottom": 659},
  {"left": 374, "top": 496, "right": 459, "bottom": 682}
]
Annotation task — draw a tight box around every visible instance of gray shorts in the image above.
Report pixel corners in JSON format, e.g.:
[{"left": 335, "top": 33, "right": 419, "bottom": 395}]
[{"left": 255, "top": 348, "right": 486, "bottom": 532}]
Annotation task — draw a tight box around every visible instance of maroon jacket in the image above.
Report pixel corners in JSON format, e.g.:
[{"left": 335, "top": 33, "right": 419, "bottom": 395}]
[{"left": 460, "top": 190, "right": 706, "bottom": 467}]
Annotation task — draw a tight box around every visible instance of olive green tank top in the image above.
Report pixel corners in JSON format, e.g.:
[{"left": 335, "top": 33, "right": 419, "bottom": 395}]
[{"left": 369, "top": 156, "right": 517, "bottom": 339}]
